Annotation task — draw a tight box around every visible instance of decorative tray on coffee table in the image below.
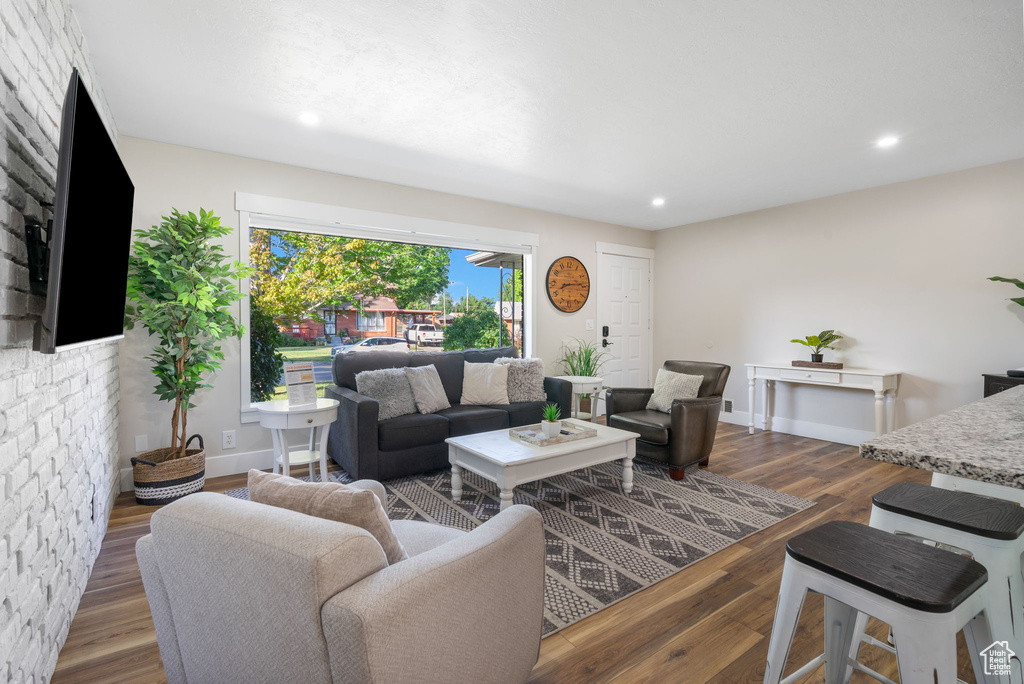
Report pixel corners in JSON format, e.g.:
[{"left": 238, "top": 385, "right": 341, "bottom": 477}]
[{"left": 509, "top": 421, "right": 597, "bottom": 447}]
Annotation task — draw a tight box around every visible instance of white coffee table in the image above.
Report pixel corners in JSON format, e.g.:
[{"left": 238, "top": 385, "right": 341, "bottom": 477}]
[{"left": 446, "top": 419, "right": 638, "bottom": 511}]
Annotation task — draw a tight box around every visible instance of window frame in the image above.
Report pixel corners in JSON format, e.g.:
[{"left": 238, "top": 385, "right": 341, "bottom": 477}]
[{"left": 236, "top": 192, "right": 538, "bottom": 423}]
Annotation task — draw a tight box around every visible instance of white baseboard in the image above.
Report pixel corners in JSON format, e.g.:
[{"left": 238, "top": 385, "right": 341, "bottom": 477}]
[
  {"left": 720, "top": 411, "right": 874, "bottom": 447},
  {"left": 120, "top": 447, "right": 277, "bottom": 492}
]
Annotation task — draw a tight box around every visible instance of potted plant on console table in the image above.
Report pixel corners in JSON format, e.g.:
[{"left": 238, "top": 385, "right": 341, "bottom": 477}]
[
  {"left": 790, "top": 329, "right": 843, "bottom": 366},
  {"left": 125, "top": 208, "right": 250, "bottom": 505}
]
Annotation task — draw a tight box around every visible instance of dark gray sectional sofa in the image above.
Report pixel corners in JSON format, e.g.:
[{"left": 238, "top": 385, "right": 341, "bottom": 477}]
[{"left": 325, "top": 346, "right": 573, "bottom": 480}]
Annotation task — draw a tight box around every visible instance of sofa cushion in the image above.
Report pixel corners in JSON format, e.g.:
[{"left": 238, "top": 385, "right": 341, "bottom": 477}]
[
  {"left": 247, "top": 470, "right": 408, "bottom": 564},
  {"left": 463, "top": 346, "right": 518, "bottom": 364},
  {"left": 378, "top": 412, "right": 450, "bottom": 452},
  {"left": 405, "top": 364, "right": 451, "bottom": 414},
  {"left": 495, "top": 357, "right": 547, "bottom": 403},
  {"left": 356, "top": 368, "right": 417, "bottom": 420},
  {"left": 608, "top": 410, "right": 672, "bottom": 445},
  {"left": 335, "top": 351, "right": 411, "bottom": 390},
  {"left": 437, "top": 405, "right": 510, "bottom": 437},
  {"left": 647, "top": 369, "right": 703, "bottom": 413},
  {"left": 461, "top": 362, "right": 509, "bottom": 405},
  {"left": 407, "top": 351, "right": 464, "bottom": 405},
  {"left": 492, "top": 401, "right": 547, "bottom": 428}
]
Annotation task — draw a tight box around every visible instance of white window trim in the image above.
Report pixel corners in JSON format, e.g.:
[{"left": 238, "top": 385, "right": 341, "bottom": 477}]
[{"left": 237, "top": 192, "right": 539, "bottom": 423}]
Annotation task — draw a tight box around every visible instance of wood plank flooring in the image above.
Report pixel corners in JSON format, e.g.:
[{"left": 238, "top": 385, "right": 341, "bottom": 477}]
[{"left": 52, "top": 424, "right": 978, "bottom": 683}]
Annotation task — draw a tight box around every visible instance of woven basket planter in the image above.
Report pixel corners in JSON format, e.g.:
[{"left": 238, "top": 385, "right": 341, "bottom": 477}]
[{"left": 131, "top": 434, "right": 206, "bottom": 506}]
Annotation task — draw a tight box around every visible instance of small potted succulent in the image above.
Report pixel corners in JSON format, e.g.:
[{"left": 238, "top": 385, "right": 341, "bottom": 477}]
[
  {"left": 790, "top": 329, "right": 843, "bottom": 362},
  {"left": 541, "top": 402, "right": 562, "bottom": 439}
]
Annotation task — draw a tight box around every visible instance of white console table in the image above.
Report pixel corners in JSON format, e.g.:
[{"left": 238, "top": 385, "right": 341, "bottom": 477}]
[{"left": 745, "top": 363, "right": 900, "bottom": 437}]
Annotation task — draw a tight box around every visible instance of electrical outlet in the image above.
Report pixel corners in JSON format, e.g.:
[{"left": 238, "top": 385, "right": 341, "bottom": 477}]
[
  {"left": 222, "top": 430, "right": 237, "bottom": 449},
  {"left": 722, "top": 398, "right": 733, "bottom": 413},
  {"left": 134, "top": 435, "right": 148, "bottom": 453}
]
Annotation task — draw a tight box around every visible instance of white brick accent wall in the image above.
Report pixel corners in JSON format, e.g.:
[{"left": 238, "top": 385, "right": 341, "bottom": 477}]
[{"left": 0, "top": 0, "right": 121, "bottom": 681}]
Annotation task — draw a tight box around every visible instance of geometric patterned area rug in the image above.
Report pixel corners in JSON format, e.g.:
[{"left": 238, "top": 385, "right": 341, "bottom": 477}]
[{"left": 225, "top": 460, "right": 814, "bottom": 636}]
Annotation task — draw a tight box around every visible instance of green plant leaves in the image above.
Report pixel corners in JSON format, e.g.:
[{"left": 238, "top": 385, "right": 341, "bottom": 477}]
[
  {"left": 790, "top": 330, "right": 843, "bottom": 354},
  {"left": 990, "top": 276, "right": 1024, "bottom": 311},
  {"left": 125, "top": 208, "right": 251, "bottom": 451}
]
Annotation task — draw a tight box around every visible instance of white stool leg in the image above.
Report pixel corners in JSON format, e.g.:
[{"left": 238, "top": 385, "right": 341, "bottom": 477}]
[
  {"left": 764, "top": 559, "right": 807, "bottom": 684},
  {"left": 844, "top": 610, "right": 872, "bottom": 682},
  {"left": 892, "top": 618, "right": 959, "bottom": 684},
  {"left": 823, "top": 597, "right": 859, "bottom": 684}
]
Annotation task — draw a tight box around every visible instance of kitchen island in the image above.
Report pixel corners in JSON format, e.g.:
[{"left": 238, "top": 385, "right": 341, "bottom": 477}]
[{"left": 861, "top": 385, "right": 1024, "bottom": 502}]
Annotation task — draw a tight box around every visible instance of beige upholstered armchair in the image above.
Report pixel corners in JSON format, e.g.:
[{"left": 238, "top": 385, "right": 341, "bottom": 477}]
[
  {"left": 606, "top": 360, "right": 731, "bottom": 480},
  {"left": 136, "top": 487, "right": 545, "bottom": 684}
]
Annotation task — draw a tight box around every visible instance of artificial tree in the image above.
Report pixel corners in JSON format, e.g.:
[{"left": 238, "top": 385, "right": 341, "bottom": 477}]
[{"left": 125, "top": 209, "right": 250, "bottom": 458}]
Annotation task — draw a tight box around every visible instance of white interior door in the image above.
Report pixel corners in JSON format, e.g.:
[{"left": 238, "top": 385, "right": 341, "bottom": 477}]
[{"left": 597, "top": 252, "right": 651, "bottom": 391}]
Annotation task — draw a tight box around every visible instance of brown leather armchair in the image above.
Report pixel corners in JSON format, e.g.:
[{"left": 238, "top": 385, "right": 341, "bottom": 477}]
[{"left": 605, "top": 361, "right": 731, "bottom": 480}]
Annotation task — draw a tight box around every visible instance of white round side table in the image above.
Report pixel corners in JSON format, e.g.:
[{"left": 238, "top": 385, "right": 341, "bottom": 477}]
[
  {"left": 554, "top": 375, "right": 604, "bottom": 422},
  {"left": 253, "top": 398, "right": 339, "bottom": 481}
]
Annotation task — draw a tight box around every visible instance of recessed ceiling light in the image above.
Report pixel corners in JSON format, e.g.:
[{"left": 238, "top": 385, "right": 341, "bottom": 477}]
[
  {"left": 875, "top": 135, "right": 899, "bottom": 148},
  {"left": 299, "top": 112, "right": 320, "bottom": 127},
  {"left": 651, "top": 197, "right": 666, "bottom": 207}
]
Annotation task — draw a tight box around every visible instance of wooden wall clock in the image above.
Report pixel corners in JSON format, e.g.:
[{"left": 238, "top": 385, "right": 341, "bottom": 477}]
[{"left": 546, "top": 256, "right": 590, "bottom": 313}]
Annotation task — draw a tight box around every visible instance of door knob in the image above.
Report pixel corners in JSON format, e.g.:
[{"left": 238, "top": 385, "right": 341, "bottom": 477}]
[{"left": 602, "top": 339, "right": 613, "bottom": 348}]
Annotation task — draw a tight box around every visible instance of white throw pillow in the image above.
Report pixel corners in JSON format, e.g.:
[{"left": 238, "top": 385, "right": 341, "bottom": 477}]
[
  {"left": 460, "top": 362, "right": 510, "bottom": 405},
  {"left": 646, "top": 369, "right": 703, "bottom": 413},
  {"left": 405, "top": 364, "right": 451, "bottom": 414}
]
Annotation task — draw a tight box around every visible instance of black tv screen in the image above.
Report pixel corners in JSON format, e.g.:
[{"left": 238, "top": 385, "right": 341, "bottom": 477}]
[{"left": 37, "top": 68, "right": 135, "bottom": 354}]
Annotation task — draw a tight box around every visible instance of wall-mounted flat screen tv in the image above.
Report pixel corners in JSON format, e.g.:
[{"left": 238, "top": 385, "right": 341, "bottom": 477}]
[{"left": 35, "top": 68, "right": 135, "bottom": 354}]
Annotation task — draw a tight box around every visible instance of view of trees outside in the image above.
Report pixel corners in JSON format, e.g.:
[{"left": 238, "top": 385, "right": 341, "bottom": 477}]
[{"left": 248, "top": 228, "right": 524, "bottom": 401}]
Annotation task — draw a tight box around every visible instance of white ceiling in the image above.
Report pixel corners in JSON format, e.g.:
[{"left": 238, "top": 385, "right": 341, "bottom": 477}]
[{"left": 71, "top": 0, "right": 1024, "bottom": 230}]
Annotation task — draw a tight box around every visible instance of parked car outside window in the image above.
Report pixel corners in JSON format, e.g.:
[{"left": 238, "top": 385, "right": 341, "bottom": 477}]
[{"left": 331, "top": 337, "right": 409, "bottom": 357}]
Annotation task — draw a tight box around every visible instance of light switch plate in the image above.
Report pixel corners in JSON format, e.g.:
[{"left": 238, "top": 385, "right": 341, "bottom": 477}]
[
  {"left": 585, "top": 319, "right": 594, "bottom": 331},
  {"left": 134, "top": 435, "right": 148, "bottom": 453}
]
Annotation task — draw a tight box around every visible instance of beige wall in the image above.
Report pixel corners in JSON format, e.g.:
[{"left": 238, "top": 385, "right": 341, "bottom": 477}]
[
  {"left": 653, "top": 158, "right": 1024, "bottom": 443},
  {"left": 116, "top": 137, "right": 653, "bottom": 475}
]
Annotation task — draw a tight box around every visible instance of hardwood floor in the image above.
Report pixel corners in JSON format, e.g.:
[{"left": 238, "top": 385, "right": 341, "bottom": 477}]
[{"left": 52, "top": 424, "right": 976, "bottom": 683}]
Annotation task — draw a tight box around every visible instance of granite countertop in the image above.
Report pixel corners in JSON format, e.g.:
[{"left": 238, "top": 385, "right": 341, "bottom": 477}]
[{"left": 860, "top": 385, "right": 1024, "bottom": 488}]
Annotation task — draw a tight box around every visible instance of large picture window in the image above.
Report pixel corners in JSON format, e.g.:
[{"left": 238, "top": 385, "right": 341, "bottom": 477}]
[{"left": 245, "top": 225, "right": 530, "bottom": 404}]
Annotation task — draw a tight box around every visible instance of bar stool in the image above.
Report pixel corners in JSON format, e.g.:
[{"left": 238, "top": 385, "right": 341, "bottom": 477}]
[
  {"left": 849, "top": 482, "right": 1024, "bottom": 683},
  {"left": 764, "top": 520, "right": 998, "bottom": 684}
]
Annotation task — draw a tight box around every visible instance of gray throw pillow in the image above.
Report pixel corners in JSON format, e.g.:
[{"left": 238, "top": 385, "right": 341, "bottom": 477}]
[
  {"left": 355, "top": 368, "right": 416, "bottom": 420},
  {"left": 495, "top": 357, "right": 547, "bottom": 403},
  {"left": 646, "top": 369, "right": 703, "bottom": 413},
  {"left": 405, "top": 364, "right": 451, "bottom": 414}
]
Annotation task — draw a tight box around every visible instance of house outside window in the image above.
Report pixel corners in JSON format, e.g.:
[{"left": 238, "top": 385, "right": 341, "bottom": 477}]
[{"left": 358, "top": 311, "right": 386, "bottom": 331}]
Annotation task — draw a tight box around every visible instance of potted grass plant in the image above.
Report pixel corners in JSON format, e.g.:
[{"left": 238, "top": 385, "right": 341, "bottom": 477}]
[
  {"left": 790, "top": 329, "right": 843, "bottom": 362},
  {"left": 125, "top": 209, "right": 250, "bottom": 505},
  {"left": 557, "top": 338, "right": 610, "bottom": 414},
  {"left": 541, "top": 402, "right": 562, "bottom": 439}
]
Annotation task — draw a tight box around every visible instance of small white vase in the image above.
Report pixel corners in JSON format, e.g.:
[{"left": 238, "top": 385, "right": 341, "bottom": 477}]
[{"left": 541, "top": 421, "right": 561, "bottom": 439}]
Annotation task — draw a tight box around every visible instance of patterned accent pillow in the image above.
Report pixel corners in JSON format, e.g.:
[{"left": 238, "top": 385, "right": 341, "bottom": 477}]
[
  {"left": 405, "top": 364, "right": 451, "bottom": 414},
  {"left": 247, "top": 470, "right": 408, "bottom": 564},
  {"left": 460, "top": 362, "right": 509, "bottom": 405},
  {"left": 355, "top": 368, "right": 416, "bottom": 420},
  {"left": 646, "top": 369, "right": 704, "bottom": 413},
  {"left": 495, "top": 357, "right": 547, "bottom": 403}
]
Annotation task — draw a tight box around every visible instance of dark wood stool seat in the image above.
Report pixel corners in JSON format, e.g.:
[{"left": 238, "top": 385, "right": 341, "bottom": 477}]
[
  {"left": 786, "top": 520, "right": 988, "bottom": 613},
  {"left": 872, "top": 481, "right": 1024, "bottom": 541}
]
